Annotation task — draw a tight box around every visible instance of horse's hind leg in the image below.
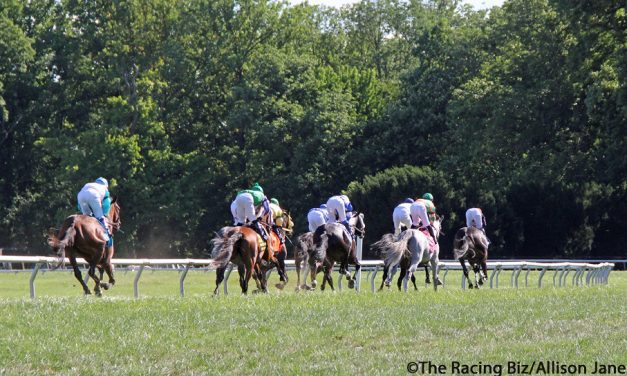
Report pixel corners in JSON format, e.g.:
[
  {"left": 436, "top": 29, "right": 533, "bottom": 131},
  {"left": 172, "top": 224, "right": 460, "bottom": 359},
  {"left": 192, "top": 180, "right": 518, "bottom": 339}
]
[
  {"left": 70, "top": 257, "right": 91, "bottom": 295},
  {"left": 379, "top": 265, "right": 390, "bottom": 291},
  {"left": 397, "top": 268, "right": 407, "bottom": 291},
  {"left": 460, "top": 259, "right": 474, "bottom": 289},
  {"left": 213, "top": 266, "right": 226, "bottom": 296},
  {"left": 87, "top": 261, "right": 103, "bottom": 297},
  {"left": 410, "top": 273, "right": 418, "bottom": 291},
  {"left": 424, "top": 265, "right": 431, "bottom": 284}
]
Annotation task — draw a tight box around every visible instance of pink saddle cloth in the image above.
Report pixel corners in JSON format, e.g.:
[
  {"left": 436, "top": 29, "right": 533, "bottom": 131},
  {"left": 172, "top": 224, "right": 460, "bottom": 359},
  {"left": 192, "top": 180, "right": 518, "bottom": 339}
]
[{"left": 420, "top": 229, "right": 437, "bottom": 254}]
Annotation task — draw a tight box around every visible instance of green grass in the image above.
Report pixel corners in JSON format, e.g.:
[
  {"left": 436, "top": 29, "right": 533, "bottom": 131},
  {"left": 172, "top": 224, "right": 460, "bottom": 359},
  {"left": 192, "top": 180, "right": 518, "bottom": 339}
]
[{"left": 0, "top": 269, "right": 625, "bottom": 375}]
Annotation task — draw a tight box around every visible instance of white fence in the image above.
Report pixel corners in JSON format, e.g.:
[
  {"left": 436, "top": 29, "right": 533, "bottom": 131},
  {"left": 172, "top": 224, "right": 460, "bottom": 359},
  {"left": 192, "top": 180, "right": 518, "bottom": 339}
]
[{"left": 0, "top": 253, "right": 615, "bottom": 299}]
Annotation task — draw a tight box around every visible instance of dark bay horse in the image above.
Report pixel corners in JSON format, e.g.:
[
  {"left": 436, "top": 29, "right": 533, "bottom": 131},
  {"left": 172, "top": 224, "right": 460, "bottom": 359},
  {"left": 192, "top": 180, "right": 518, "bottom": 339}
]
[
  {"left": 305, "top": 212, "right": 365, "bottom": 291},
  {"left": 294, "top": 231, "right": 332, "bottom": 291},
  {"left": 47, "top": 197, "right": 121, "bottom": 296},
  {"left": 453, "top": 226, "right": 489, "bottom": 289},
  {"left": 211, "top": 211, "right": 291, "bottom": 294}
]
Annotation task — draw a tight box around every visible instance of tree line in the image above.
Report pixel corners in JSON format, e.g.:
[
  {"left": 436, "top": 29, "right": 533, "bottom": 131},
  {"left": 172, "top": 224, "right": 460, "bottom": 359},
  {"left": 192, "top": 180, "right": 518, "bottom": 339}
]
[{"left": 1, "top": 0, "right": 625, "bottom": 259}]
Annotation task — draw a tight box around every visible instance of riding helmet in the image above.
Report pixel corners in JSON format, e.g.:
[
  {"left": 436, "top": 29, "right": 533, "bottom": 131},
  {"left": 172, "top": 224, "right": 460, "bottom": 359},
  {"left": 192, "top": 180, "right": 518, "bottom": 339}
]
[
  {"left": 422, "top": 193, "right": 434, "bottom": 201},
  {"left": 404, "top": 197, "right": 414, "bottom": 204},
  {"left": 95, "top": 177, "right": 108, "bottom": 187},
  {"left": 271, "top": 198, "right": 279, "bottom": 205}
]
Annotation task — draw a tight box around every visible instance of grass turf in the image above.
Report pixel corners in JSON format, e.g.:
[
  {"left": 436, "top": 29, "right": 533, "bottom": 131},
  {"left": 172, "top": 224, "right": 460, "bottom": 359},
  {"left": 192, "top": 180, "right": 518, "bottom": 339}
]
[{"left": 0, "top": 269, "right": 625, "bottom": 375}]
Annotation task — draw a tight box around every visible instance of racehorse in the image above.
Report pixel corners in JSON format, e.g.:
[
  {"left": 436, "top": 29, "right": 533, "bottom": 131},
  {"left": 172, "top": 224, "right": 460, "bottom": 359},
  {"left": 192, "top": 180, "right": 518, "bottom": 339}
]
[
  {"left": 47, "top": 197, "right": 121, "bottom": 296},
  {"left": 211, "top": 211, "right": 291, "bottom": 294},
  {"left": 258, "top": 210, "right": 294, "bottom": 290},
  {"left": 453, "top": 226, "right": 489, "bottom": 289},
  {"left": 294, "top": 231, "right": 332, "bottom": 291},
  {"left": 304, "top": 212, "right": 365, "bottom": 291},
  {"left": 374, "top": 216, "right": 443, "bottom": 292}
]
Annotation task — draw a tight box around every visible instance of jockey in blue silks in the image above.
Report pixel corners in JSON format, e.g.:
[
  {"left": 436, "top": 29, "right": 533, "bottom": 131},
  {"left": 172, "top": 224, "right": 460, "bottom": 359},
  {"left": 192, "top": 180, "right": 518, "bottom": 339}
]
[
  {"left": 307, "top": 204, "right": 329, "bottom": 232},
  {"left": 77, "top": 177, "right": 113, "bottom": 246}
]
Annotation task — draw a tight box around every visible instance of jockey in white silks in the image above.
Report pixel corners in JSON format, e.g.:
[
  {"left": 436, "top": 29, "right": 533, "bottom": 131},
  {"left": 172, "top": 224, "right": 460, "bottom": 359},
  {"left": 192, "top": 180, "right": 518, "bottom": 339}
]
[
  {"left": 230, "top": 200, "right": 243, "bottom": 226},
  {"left": 466, "top": 207, "right": 490, "bottom": 244},
  {"left": 77, "top": 177, "right": 112, "bottom": 246},
  {"left": 307, "top": 204, "right": 329, "bottom": 232},
  {"left": 392, "top": 198, "right": 415, "bottom": 236},
  {"left": 410, "top": 199, "right": 438, "bottom": 244},
  {"left": 234, "top": 182, "right": 271, "bottom": 240},
  {"left": 326, "top": 194, "right": 354, "bottom": 237}
]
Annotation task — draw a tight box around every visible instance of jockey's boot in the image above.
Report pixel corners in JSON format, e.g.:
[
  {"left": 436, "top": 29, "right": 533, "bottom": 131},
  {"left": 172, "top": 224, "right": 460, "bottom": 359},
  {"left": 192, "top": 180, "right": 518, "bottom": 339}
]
[
  {"left": 273, "top": 225, "right": 285, "bottom": 245},
  {"left": 427, "top": 225, "right": 438, "bottom": 245},
  {"left": 252, "top": 219, "right": 268, "bottom": 241},
  {"left": 97, "top": 216, "right": 113, "bottom": 247}
]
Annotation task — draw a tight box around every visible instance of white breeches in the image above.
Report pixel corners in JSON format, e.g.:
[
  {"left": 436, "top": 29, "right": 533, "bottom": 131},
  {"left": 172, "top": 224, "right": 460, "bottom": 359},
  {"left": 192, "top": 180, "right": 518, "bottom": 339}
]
[
  {"left": 392, "top": 205, "right": 412, "bottom": 235},
  {"left": 235, "top": 193, "right": 257, "bottom": 223},
  {"left": 308, "top": 210, "right": 327, "bottom": 233},
  {"left": 326, "top": 196, "right": 347, "bottom": 223},
  {"left": 230, "top": 200, "right": 243, "bottom": 225},
  {"left": 410, "top": 202, "right": 430, "bottom": 228},
  {"left": 466, "top": 208, "right": 484, "bottom": 229},
  {"left": 77, "top": 188, "right": 104, "bottom": 219}
]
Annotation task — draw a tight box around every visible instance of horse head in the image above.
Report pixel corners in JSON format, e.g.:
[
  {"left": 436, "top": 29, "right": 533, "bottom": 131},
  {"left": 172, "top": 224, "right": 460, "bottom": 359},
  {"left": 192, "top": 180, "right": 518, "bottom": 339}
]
[
  {"left": 107, "top": 196, "right": 121, "bottom": 234},
  {"left": 350, "top": 212, "right": 365, "bottom": 238},
  {"left": 432, "top": 214, "right": 444, "bottom": 240},
  {"left": 281, "top": 210, "right": 294, "bottom": 234}
]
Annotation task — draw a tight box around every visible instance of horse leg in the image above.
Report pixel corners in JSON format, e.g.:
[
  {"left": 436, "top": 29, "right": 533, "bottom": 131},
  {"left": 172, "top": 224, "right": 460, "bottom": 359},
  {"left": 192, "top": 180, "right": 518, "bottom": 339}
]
[
  {"left": 473, "top": 263, "right": 483, "bottom": 287},
  {"left": 102, "top": 245, "right": 115, "bottom": 288},
  {"left": 481, "top": 259, "right": 489, "bottom": 284},
  {"left": 213, "top": 266, "right": 226, "bottom": 295},
  {"left": 424, "top": 265, "right": 431, "bottom": 284},
  {"left": 397, "top": 268, "right": 407, "bottom": 291},
  {"left": 430, "top": 258, "right": 439, "bottom": 291},
  {"left": 70, "top": 257, "right": 91, "bottom": 295},
  {"left": 460, "top": 259, "right": 474, "bottom": 289},
  {"left": 410, "top": 273, "right": 418, "bottom": 291},
  {"left": 238, "top": 264, "right": 248, "bottom": 294},
  {"left": 87, "top": 261, "right": 103, "bottom": 297},
  {"left": 379, "top": 264, "right": 390, "bottom": 291}
]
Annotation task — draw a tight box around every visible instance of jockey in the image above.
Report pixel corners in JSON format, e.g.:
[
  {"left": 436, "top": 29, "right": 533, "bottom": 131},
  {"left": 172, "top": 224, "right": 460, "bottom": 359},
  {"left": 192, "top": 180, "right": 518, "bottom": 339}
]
[
  {"left": 307, "top": 204, "right": 329, "bottom": 232},
  {"left": 269, "top": 198, "right": 286, "bottom": 245},
  {"left": 234, "top": 182, "right": 271, "bottom": 240},
  {"left": 410, "top": 194, "right": 438, "bottom": 244},
  {"left": 77, "top": 177, "right": 113, "bottom": 247},
  {"left": 230, "top": 200, "right": 243, "bottom": 226},
  {"left": 415, "top": 192, "right": 437, "bottom": 223},
  {"left": 392, "top": 198, "right": 415, "bottom": 235},
  {"left": 326, "top": 194, "right": 354, "bottom": 237},
  {"left": 466, "top": 207, "right": 490, "bottom": 244}
]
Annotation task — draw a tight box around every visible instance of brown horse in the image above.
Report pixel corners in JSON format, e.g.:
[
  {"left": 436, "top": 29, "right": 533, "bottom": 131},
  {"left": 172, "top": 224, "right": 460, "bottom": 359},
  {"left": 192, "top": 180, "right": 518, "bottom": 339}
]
[
  {"left": 47, "top": 197, "right": 121, "bottom": 296},
  {"left": 211, "top": 212, "right": 290, "bottom": 294},
  {"left": 306, "top": 212, "right": 365, "bottom": 291},
  {"left": 453, "top": 226, "right": 489, "bottom": 288}
]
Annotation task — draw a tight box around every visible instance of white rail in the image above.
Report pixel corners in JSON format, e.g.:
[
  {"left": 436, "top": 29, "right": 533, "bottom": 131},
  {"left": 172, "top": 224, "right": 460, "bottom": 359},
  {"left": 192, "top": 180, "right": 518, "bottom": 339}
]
[{"left": 0, "top": 256, "right": 615, "bottom": 298}]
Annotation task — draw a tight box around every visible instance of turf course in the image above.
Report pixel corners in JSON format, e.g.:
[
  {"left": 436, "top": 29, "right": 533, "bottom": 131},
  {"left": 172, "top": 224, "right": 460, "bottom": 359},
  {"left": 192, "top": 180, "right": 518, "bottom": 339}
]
[{"left": 0, "top": 269, "right": 625, "bottom": 375}]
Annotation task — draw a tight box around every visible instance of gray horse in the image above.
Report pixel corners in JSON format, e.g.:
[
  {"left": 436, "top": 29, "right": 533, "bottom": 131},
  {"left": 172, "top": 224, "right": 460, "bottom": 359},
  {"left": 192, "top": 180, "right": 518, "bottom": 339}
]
[
  {"left": 373, "top": 218, "right": 443, "bottom": 291},
  {"left": 453, "top": 226, "right": 489, "bottom": 288}
]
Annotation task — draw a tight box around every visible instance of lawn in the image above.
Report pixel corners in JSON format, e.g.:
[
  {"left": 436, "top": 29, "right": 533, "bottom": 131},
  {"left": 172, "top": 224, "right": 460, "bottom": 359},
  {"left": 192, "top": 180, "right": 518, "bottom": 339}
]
[{"left": 0, "top": 269, "right": 625, "bottom": 375}]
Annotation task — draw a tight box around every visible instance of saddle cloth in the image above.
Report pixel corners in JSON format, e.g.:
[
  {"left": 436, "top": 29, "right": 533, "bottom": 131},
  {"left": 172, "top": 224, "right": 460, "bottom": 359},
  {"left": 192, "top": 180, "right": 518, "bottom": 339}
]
[{"left": 419, "top": 229, "right": 437, "bottom": 254}]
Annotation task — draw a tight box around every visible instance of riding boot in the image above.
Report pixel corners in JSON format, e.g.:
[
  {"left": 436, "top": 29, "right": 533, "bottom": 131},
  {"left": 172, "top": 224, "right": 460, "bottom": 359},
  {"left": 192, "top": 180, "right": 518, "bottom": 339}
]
[
  {"left": 428, "top": 225, "right": 438, "bottom": 244},
  {"left": 96, "top": 217, "right": 113, "bottom": 247},
  {"left": 273, "top": 225, "right": 285, "bottom": 245},
  {"left": 252, "top": 219, "right": 268, "bottom": 241}
]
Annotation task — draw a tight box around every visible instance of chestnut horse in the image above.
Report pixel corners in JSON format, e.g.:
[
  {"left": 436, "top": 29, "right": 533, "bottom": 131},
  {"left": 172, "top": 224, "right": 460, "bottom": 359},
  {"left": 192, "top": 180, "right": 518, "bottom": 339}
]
[
  {"left": 211, "top": 211, "right": 291, "bottom": 294},
  {"left": 453, "top": 226, "right": 489, "bottom": 288},
  {"left": 47, "top": 197, "right": 121, "bottom": 296}
]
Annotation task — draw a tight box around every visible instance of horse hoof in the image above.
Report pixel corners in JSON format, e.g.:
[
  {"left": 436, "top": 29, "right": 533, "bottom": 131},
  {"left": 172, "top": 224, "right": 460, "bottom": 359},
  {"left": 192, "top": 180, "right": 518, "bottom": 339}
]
[
  {"left": 95, "top": 291, "right": 102, "bottom": 297},
  {"left": 425, "top": 279, "right": 431, "bottom": 284},
  {"left": 478, "top": 280, "right": 484, "bottom": 286},
  {"left": 101, "top": 283, "right": 110, "bottom": 290},
  {"left": 468, "top": 284, "right": 474, "bottom": 289},
  {"left": 348, "top": 280, "right": 355, "bottom": 289},
  {"left": 275, "top": 283, "right": 285, "bottom": 290},
  {"left": 435, "top": 279, "right": 443, "bottom": 286},
  {"left": 311, "top": 280, "right": 318, "bottom": 288}
]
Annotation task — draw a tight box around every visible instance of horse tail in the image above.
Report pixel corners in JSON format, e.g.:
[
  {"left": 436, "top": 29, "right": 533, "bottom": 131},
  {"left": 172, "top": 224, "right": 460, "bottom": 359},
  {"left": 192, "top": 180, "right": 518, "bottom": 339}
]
[
  {"left": 453, "top": 227, "right": 470, "bottom": 260},
  {"left": 371, "top": 233, "right": 407, "bottom": 268},
  {"left": 210, "top": 231, "right": 243, "bottom": 268},
  {"left": 48, "top": 217, "right": 77, "bottom": 269}
]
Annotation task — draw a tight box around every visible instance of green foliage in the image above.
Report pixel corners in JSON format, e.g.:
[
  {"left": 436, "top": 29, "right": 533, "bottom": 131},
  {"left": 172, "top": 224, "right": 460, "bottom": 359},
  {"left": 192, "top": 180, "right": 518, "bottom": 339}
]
[{"left": 0, "top": 0, "right": 625, "bottom": 259}]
